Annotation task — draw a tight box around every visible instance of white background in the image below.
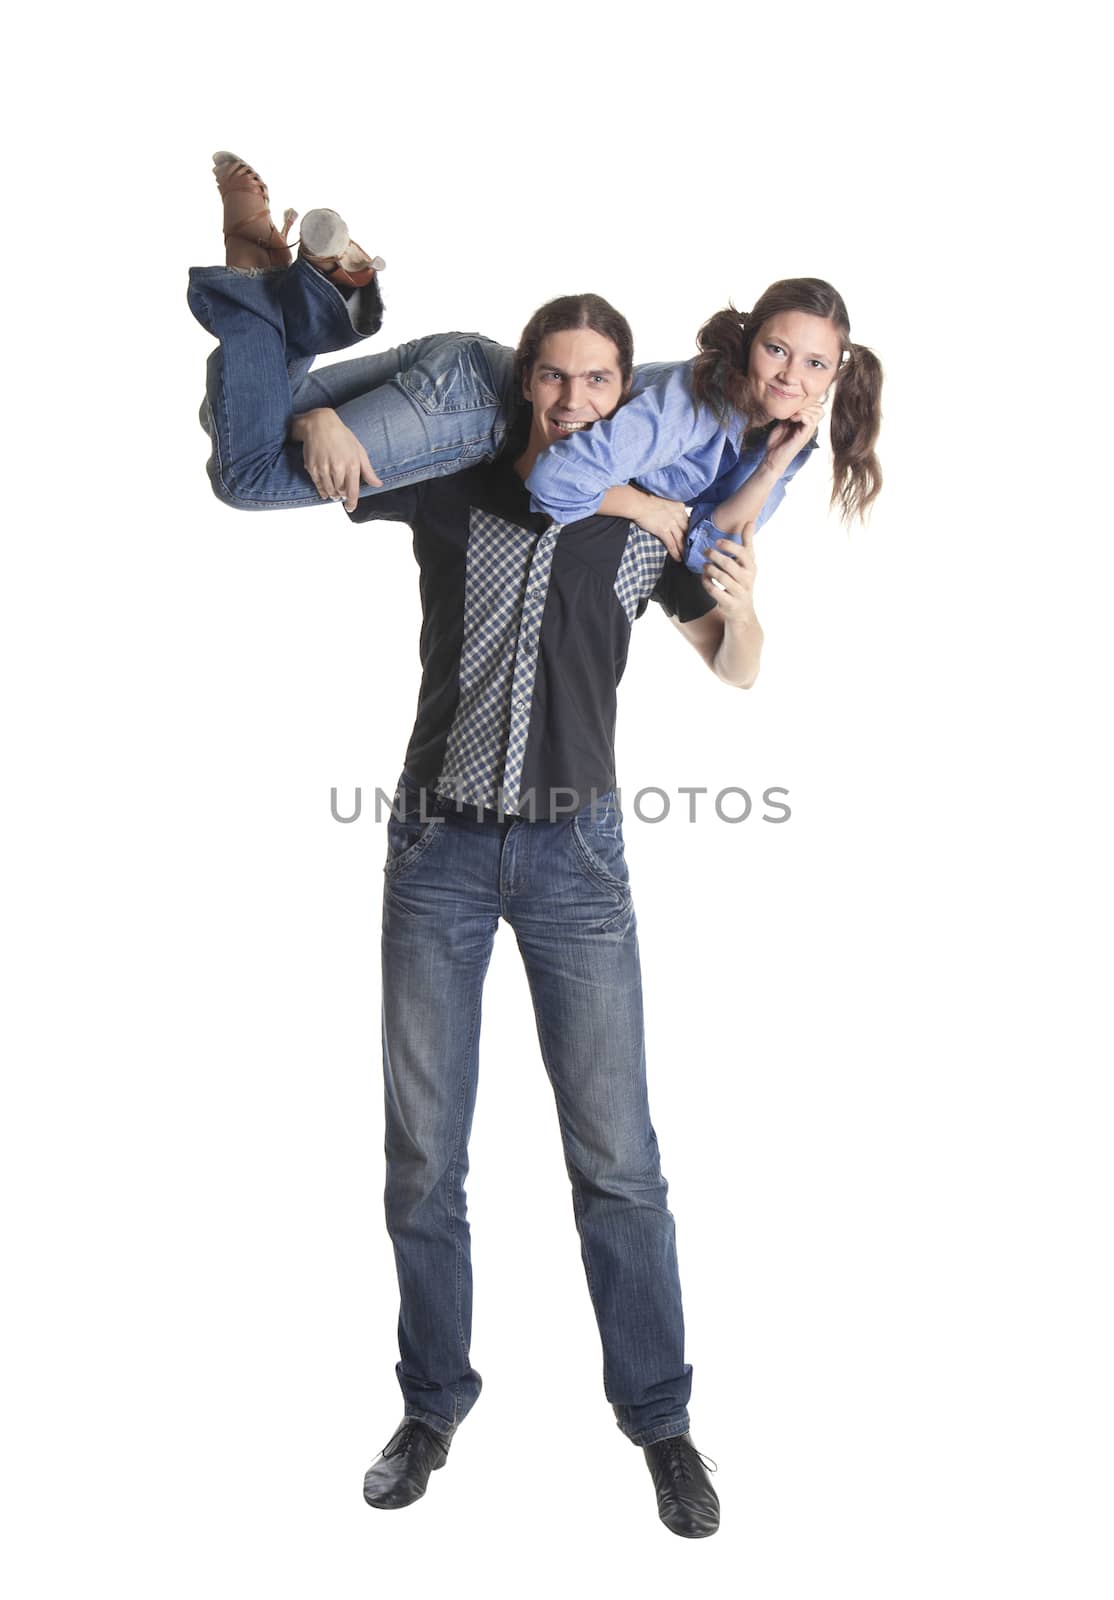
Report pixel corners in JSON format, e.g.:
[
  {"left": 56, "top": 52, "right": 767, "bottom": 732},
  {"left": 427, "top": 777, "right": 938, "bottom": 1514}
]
[{"left": 3, "top": 2, "right": 1110, "bottom": 1595}]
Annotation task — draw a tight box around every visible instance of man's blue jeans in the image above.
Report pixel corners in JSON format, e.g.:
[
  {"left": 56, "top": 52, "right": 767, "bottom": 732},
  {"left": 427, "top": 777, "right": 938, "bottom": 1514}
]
[
  {"left": 187, "top": 261, "right": 514, "bottom": 509},
  {"left": 381, "top": 778, "right": 693, "bottom": 1446}
]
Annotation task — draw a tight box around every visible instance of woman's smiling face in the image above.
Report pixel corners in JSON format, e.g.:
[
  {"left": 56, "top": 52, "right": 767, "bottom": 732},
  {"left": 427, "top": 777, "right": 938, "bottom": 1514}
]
[{"left": 748, "top": 310, "right": 845, "bottom": 418}]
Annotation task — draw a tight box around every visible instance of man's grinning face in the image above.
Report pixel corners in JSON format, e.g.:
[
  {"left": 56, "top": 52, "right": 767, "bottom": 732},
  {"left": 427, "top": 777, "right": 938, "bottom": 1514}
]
[{"left": 523, "top": 328, "right": 625, "bottom": 454}]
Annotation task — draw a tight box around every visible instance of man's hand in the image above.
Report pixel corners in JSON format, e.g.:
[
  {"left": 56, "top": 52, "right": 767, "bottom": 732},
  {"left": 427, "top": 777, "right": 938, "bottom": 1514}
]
[
  {"left": 763, "top": 396, "right": 826, "bottom": 478},
  {"left": 702, "top": 522, "right": 758, "bottom": 622},
  {"left": 290, "top": 407, "right": 383, "bottom": 511},
  {"left": 675, "top": 517, "right": 763, "bottom": 685},
  {"left": 630, "top": 491, "right": 690, "bottom": 563}
]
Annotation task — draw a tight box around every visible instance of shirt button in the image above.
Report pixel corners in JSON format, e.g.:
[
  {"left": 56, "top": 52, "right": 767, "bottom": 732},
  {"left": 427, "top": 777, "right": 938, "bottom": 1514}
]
[{"left": 515, "top": 699, "right": 525, "bottom": 710}]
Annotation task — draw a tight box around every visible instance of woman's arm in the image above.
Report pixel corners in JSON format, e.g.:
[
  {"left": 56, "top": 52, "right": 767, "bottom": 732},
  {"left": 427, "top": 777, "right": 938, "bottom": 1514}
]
[
  {"left": 704, "top": 399, "right": 825, "bottom": 536},
  {"left": 598, "top": 485, "right": 689, "bottom": 563},
  {"left": 526, "top": 363, "right": 723, "bottom": 524}
]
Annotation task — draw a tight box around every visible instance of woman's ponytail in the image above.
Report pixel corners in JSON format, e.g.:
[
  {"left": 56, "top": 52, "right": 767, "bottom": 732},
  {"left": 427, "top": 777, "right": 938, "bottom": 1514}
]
[
  {"left": 830, "top": 342, "right": 883, "bottom": 523},
  {"left": 691, "top": 304, "right": 758, "bottom": 429}
]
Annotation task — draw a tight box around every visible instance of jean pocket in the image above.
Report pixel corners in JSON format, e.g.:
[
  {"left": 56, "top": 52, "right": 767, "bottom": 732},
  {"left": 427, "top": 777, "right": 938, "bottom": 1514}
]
[
  {"left": 570, "top": 808, "right": 630, "bottom": 893},
  {"left": 397, "top": 336, "right": 500, "bottom": 416},
  {"left": 384, "top": 812, "right": 446, "bottom": 879}
]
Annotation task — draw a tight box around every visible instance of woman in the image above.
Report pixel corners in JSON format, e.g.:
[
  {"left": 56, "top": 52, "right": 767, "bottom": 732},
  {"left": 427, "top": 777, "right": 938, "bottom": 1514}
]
[
  {"left": 189, "top": 153, "right": 883, "bottom": 567},
  {"left": 524, "top": 282, "right": 883, "bottom": 573}
]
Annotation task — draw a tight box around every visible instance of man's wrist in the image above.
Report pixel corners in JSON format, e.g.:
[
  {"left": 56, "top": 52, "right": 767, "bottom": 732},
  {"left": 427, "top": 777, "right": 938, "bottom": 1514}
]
[
  {"left": 724, "top": 605, "right": 760, "bottom": 634},
  {"left": 714, "top": 608, "right": 763, "bottom": 687},
  {"left": 288, "top": 407, "right": 332, "bottom": 443}
]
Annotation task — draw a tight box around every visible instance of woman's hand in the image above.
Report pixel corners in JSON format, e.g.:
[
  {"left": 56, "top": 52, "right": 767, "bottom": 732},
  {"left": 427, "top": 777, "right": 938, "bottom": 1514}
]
[
  {"left": 702, "top": 523, "right": 758, "bottom": 623},
  {"left": 763, "top": 396, "right": 826, "bottom": 478},
  {"left": 289, "top": 407, "right": 383, "bottom": 511},
  {"left": 629, "top": 490, "right": 691, "bottom": 563}
]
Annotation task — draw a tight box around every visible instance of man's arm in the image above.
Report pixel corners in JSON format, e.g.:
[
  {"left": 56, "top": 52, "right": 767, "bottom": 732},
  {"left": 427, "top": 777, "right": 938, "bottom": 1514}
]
[
  {"left": 671, "top": 606, "right": 763, "bottom": 689},
  {"left": 345, "top": 480, "right": 423, "bottom": 526},
  {"left": 669, "top": 521, "right": 763, "bottom": 689},
  {"left": 289, "top": 409, "right": 383, "bottom": 512}
]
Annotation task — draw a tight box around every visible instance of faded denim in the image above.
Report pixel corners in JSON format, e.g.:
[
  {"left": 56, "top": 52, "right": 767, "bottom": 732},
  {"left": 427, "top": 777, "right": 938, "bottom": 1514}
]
[
  {"left": 187, "top": 261, "right": 514, "bottom": 510},
  {"left": 380, "top": 777, "right": 692, "bottom": 1446}
]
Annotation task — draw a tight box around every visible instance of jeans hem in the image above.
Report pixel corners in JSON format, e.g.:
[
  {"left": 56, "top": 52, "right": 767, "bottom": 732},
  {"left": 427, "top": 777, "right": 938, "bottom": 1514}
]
[
  {"left": 402, "top": 1406, "right": 457, "bottom": 1440},
  {"left": 623, "top": 1414, "right": 692, "bottom": 1447}
]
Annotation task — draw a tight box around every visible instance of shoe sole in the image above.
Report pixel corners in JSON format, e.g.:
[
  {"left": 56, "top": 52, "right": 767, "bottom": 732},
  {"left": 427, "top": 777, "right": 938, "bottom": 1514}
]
[{"left": 300, "top": 208, "right": 350, "bottom": 259}]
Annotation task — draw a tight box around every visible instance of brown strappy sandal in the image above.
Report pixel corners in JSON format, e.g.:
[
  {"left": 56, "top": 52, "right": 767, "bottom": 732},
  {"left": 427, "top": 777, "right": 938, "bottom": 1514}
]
[
  {"left": 212, "top": 150, "right": 297, "bottom": 271},
  {"left": 297, "top": 208, "right": 385, "bottom": 290}
]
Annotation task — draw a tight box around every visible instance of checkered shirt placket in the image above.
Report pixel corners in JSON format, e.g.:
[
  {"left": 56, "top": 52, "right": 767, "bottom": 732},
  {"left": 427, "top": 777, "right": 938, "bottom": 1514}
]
[{"left": 435, "top": 508, "right": 561, "bottom": 814}]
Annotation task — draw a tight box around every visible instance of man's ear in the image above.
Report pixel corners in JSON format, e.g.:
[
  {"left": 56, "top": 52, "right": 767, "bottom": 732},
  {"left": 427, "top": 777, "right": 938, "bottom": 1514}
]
[{"left": 522, "top": 364, "right": 534, "bottom": 402}]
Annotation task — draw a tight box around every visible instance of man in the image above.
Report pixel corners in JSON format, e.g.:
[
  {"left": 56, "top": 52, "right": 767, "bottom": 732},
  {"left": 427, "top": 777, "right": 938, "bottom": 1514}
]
[
  {"left": 330, "top": 293, "right": 764, "bottom": 1538},
  {"left": 190, "top": 162, "right": 760, "bottom": 1534}
]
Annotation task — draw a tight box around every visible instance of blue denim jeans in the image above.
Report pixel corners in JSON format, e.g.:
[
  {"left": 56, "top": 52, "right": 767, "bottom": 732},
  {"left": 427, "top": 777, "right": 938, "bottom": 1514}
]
[
  {"left": 187, "top": 261, "right": 514, "bottom": 509},
  {"left": 380, "top": 777, "right": 692, "bottom": 1446}
]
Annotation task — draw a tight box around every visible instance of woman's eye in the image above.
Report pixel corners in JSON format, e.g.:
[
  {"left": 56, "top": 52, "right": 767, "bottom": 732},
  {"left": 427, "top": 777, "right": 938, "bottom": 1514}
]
[
  {"left": 767, "top": 344, "right": 785, "bottom": 356},
  {"left": 808, "top": 359, "right": 828, "bottom": 370}
]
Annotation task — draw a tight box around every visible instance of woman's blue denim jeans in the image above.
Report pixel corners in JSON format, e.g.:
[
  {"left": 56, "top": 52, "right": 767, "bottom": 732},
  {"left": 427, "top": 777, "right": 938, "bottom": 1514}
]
[
  {"left": 380, "top": 777, "right": 692, "bottom": 1447},
  {"left": 186, "top": 261, "right": 514, "bottom": 509}
]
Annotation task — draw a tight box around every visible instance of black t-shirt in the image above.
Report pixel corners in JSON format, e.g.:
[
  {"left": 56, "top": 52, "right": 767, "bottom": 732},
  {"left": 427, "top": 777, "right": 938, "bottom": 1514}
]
[{"left": 349, "top": 459, "right": 715, "bottom": 821}]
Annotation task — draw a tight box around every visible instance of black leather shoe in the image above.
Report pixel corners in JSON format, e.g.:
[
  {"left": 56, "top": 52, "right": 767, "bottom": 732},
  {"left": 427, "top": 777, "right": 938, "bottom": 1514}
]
[
  {"left": 643, "top": 1432, "right": 720, "bottom": 1538},
  {"left": 362, "top": 1419, "right": 451, "bottom": 1509}
]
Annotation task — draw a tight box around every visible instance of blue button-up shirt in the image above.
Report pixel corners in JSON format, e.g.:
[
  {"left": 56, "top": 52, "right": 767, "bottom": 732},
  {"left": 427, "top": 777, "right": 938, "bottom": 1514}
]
[{"left": 525, "top": 359, "right": 818, "bottom": 572}]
